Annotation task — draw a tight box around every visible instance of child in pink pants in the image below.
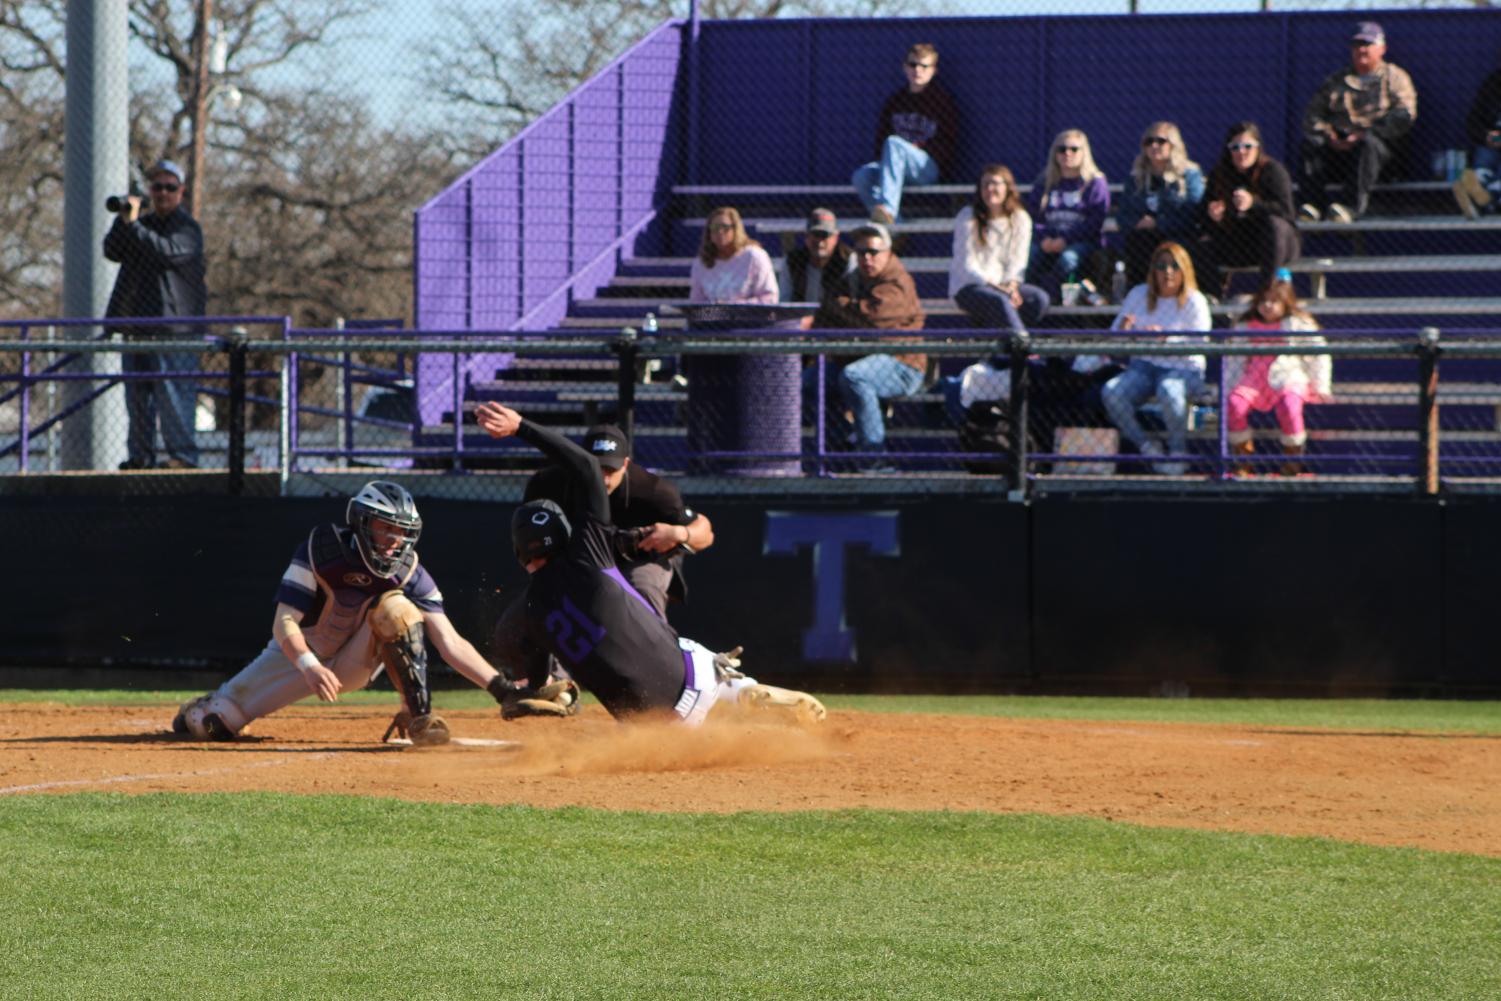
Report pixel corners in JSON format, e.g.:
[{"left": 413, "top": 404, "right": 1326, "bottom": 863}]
[{"left": 1223, "top": 278, "right": 1331, "bottom": 474}]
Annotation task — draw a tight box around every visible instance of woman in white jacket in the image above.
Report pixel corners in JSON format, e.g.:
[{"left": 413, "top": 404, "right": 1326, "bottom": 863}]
[
  {"left": 1223, "top": 277, "right": 1331, "bottom": 475},
  {"left": 949, "top": 163, "right": 1050, "bottom": 333},
  {"left": 1099, "top": 240, "right": 1212, "bottom": 475}
]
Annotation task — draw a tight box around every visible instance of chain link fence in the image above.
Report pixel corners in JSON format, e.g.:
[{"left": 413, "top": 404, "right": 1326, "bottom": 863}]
[{"left": 2, "top": 2, "right": 1499, "bottom": 504}]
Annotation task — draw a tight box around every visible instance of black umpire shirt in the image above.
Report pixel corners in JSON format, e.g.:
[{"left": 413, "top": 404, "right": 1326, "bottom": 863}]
[
  {"left": 509, "top": 420, "right": 689, "bottom": 717},
  {"left": 525, "top": 459, "right": 697, "bottom": 601}
]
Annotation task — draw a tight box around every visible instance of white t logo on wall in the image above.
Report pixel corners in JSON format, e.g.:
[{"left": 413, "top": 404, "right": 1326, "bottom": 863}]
[{"left": 764, "top": 511, "right": 900, "bottom": 663}]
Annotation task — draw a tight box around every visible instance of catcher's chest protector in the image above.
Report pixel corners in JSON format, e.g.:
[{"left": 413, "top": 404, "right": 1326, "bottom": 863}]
[{"left": 302, "top": 524, "right": 418, "bottom": 655}]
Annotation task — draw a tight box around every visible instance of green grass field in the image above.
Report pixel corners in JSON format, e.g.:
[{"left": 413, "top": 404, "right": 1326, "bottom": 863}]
[{"left": 2, "top": 693, "right": 1498, "bottom": 999}]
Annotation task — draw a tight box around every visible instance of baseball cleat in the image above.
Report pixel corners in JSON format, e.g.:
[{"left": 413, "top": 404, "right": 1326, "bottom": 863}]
[
  {"left": 741, "top": 684, "right": 827, "bottom": 724},
  {"left": 203, "top": 713, "right": 238, "bottom": 742}
]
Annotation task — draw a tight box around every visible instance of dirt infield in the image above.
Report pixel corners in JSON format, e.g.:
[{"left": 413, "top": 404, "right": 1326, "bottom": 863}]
[{"left": 1, "top": 702, "right": 1497, "bottom": 856}]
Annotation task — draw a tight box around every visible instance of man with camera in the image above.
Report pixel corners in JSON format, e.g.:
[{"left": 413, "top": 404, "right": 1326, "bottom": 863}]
[
  {"left": 104, "top": 158, "right": 206, "bottom": 470},
  {"left": 1296, "top": 21, "right": 1418, "bottom": 224}
]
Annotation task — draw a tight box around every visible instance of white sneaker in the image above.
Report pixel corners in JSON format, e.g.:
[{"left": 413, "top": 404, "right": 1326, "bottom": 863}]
[
  {"left": 1297, "top": 203, "right": 1321, "bottom": 222},
  {"left": 1327, "top": 202, "right": 1355, "bottom": 224},
  {"left": 1153, "top": 461, "right": 1189, "bottom": 476}
]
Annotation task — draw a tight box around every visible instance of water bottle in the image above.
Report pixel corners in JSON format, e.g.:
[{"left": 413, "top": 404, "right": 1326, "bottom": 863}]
[
  {"left": 1111, "top": 261, "right": 1127, "bottom": 304},
  {"left": 642, "top": 312, "right": 658, "bottom": 334}
]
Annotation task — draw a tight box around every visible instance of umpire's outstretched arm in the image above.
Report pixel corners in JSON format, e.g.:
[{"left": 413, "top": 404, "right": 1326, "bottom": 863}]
[{"left": 476, "top": 402, "right": 609, "bottom": 525}]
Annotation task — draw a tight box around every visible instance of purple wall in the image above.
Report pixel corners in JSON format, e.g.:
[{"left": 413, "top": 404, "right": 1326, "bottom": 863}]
[
  {"left": 413, "top": 20, "right": 686, "bottom": 425},
  {"left": 695, "top": 10, "right": 1496, "bottom": 187}
]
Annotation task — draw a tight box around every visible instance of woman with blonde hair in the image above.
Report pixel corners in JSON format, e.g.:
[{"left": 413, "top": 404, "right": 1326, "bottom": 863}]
[
  {"left": 1224, "top": 273, "right": 1330, "bottom": 475},
  {"left": 1099, "top": 241, "right": 1212, "bottom": 475},
  {"left": 1025, "top": 128, "right": 1110, "bottom": 298},
  {"left": 949, "top": 163, "right": 1049, "bottom": 332},
  {"left": 689, "top": 206, "right": 778, "bottom": 304},
  {"left": 1117, "top": 121, "right": 1205, "bottom": 288}
]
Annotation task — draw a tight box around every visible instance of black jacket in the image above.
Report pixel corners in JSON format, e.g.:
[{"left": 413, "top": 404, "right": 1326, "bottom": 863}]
[
  {"left": 784, "top": 243, "right": 852, "bottom": 303},
  {"left": 103, "top": 207, "right": 207, "bottom": 337},
  {"left": 1466, "top": 69, "right": 1501, "bottom": 148}
]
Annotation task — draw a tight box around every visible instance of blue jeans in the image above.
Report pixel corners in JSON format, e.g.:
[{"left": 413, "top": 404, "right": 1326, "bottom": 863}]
[
  {"left": 123, "top": 348, "right": 199, "bottom": 466},
  {"left": 1101, "top": 359, "right": 1204, "bottom": 458},
  {"left": 838, "top": 354, "right": 925, "bottom": 450},
  {"left": 1025, "top": 241, "right": 1096, "bottom": 297},
  {"left": 851, "top": 136, "right": 939, "bottom": 219},
  {"left": 953, "top": 283, "right": 1050, "bottom": 332}
]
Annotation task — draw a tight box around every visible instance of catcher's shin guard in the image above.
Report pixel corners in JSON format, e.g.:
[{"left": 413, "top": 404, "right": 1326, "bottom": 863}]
[
  {"left": 741, "top": 684, "right": 827, "bottom": 724},
  {"left": 370, "top": 592, "right": 432, "bottom": 719}
]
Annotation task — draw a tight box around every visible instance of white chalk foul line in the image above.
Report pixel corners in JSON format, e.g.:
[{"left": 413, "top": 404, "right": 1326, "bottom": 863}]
[{"left": 0, "top": 751, "right": 340, "bottom": 795}]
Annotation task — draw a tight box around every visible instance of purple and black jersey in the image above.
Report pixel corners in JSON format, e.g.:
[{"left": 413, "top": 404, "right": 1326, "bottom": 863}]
[
  {"left": 508, "top": 420, "right": 690, "bottom": 717},
  {"left": 274, "top": 523, "right": 443, "bottom": 659}
]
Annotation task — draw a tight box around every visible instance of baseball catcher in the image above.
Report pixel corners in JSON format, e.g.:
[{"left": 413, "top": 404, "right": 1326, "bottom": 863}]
[
  {"left": 174, "top": 480, "right": 515, "bottom": 744},
  {"left": 476, "top": 401, "right": 826, "bottom": 726}
]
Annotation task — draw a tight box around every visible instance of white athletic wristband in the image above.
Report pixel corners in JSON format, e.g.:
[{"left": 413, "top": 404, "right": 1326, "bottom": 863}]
[{"left": 296, "top": 651, "right": 321, "bottom": 672}]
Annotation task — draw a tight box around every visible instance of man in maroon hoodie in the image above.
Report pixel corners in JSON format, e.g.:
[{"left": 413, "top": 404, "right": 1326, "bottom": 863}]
[{"left": 850, "top": 42, "right": 960, "bottom": 226}]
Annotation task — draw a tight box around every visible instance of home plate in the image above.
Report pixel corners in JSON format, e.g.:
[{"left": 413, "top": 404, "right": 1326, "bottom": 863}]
[{"left": 386, "top": 737, "right": 522, "bottom": 750}]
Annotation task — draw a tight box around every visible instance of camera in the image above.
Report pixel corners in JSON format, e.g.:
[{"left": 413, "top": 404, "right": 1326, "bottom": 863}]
[{"left": 104, "top": 194, "right": 134, "bottom": 213}]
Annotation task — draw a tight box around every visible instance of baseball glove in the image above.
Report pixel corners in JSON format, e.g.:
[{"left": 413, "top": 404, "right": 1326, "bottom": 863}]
[
  {"left": 383, "top": 709, "right": 452, "bottom": 746},
  {"left": 500, "top": 679, "right": 581, "bottom": 719}
]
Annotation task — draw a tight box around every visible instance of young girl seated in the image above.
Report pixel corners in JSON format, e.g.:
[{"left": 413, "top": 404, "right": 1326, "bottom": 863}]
[{"left": 1223, "top": 276, "right": 1331, "bottom": 475}]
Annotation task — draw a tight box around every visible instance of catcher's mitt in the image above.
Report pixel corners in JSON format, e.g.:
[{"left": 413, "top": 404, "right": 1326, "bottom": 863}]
[
  {"left": 382, "top": 709, "right": 451, "bottom": 746},
  {"left": 500, "top": 679, "right": 581, "bottom": 720}
]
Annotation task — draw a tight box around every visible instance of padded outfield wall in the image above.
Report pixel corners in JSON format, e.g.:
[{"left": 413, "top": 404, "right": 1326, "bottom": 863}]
[{"left": 5, "top": 493, "right": 1494, "bottom": 697}]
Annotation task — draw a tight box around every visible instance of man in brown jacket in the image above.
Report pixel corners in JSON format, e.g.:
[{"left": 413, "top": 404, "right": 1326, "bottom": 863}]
[
  {"left": 1297, "top": 20, "right": 1418, "bottom": 223},
  {"left": 813, "top": 222, "right": 926, "bottom": 461}
]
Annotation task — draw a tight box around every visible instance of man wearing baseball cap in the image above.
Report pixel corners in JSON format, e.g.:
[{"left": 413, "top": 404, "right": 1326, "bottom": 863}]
[
  {"left": 811, "top": 221, "right": 926, "bottom": 467},
  {"left": 1297, "top": 21, "right": 1418, "bottom": 224},
  {"left": 523, "top": 423, "right": 715, "bottom": 619},
  {"left": 776, "top": 208, "right": 853, "bottom": 305},
  {"left": 103, "top": 158, "right": 207, "bottom": 470}
]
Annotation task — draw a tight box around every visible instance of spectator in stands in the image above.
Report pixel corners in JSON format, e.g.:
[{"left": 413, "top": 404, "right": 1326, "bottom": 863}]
[
  {"left": 777, "top": 208, "right": 852, "bottom": 303},
  {"left": 104, "top": 158, "right": 205, "bottom": 470},
  {"left": 1224, "top": 274, "right": 1331, "bottom": 477},
  {"left": 1025, "top": 129, "right": 1110, "bottom": 300},
  {"left": 813, "top": 221, "right": 926, "bottom": 463},
  {"left": 1454, "top": 61, "right": 1501, "bottom": 219},
  {"left": 1117, "top": 122, "right": 1205, "bottom": 288},
  {"left": 1198, "top": 120, "right": 1300, "bottom": 296},
  {"left": 688, "top": 206, "right": 778, "bottom": 304},
  {"left": 949, "top": 163, "right": 1049, "bottom": 333},
  {"left": 1100, "top": 241, "right": 1212, "bottom": 476},
  {"left": 851, "top": 42, "right": 959, "bottom": 226},
  {"left": 1297, "top": 21, "right": 1418, "bottom": 224}
]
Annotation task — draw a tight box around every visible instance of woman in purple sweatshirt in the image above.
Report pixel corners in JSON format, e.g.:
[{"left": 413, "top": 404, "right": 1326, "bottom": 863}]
[{"left": 1025, "top": 129, "right": 1111, "bottom": 300}]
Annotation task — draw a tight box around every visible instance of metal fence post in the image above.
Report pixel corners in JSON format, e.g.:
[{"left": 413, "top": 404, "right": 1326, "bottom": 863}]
[
  {"left": 1417, "top": 326, "right": 1440, "bottom": 496},
  {"left": 18, "top": 324, "right": 29, "bottom": 474},
  {"left": 612, "top": 325, "right": 639, "bottom": 450},
  {"left": 1007, "top": 331, "right": 1031, "bottom": 500},
  {"left": 226, "top": 326, "right": 247, "bottom": 495}
]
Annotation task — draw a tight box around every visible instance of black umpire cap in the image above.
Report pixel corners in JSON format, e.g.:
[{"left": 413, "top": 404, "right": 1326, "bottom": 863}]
[{"left": 584, "top": 424, "right": 630, "bottom": 469}]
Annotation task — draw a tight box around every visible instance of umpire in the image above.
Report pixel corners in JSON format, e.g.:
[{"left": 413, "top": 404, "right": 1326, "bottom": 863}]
[
  {"left": 104, "top": 158, "right": 206, "bottom": 470},
  {"left": 524, "top": 424, "right": 714, "bottom": 619}
]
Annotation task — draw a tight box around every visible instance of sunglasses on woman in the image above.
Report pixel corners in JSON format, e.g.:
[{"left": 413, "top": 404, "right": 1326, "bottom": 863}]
[
  {"left": 1153, "top": 260, "right": 1181, "bottom": 272},
  {"left": 1143, "top": 137, "right": 1171, "bottom": 147},
  {"left": 1226, "top": 142, "right": 1259, "bottom": 152},
  {"left": 1056, "top": 145, "right": 1081, "bottom": 154}
]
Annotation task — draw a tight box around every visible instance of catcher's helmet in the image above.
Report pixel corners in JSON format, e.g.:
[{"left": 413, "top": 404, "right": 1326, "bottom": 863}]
[
  {"left": 511, "top": 499, "right": 571, "bottom": 566},
  {"left": 347, "top": 480, "right": 422, "bottom": 577}
]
